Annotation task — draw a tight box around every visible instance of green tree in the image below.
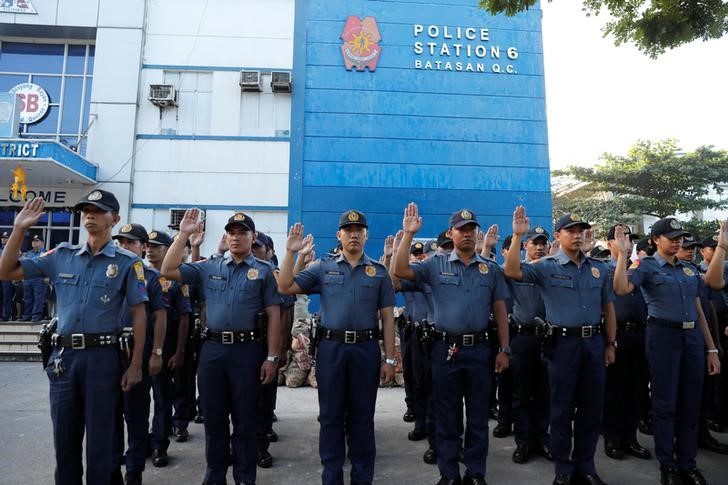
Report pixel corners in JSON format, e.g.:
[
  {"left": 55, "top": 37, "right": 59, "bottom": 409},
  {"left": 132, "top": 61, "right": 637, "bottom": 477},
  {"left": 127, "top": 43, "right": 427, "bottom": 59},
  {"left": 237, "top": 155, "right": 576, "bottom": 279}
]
[
  {"left": 479, "top": 0, "right": 728, "bottom": 58},
  {"left": 552, "top": 139, "right": 728, "bottom": 230}
]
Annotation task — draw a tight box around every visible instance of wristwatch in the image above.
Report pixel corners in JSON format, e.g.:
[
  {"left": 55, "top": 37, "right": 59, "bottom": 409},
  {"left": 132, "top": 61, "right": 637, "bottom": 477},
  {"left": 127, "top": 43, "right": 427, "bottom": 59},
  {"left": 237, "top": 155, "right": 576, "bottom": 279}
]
[
  {"left": 707, "top": 348, "right": 719, "bottom": 354},
  {"left": 606, "top": 340, "right": 618, "bottom": 349},
  {"left": 384, "top": 357, "right": 398, "bottom": 367},
  {"left": 498, "top": 346, "right": 511, "bottom": 356},
  {"left": 153, "top": 348, "right": 163, "bottom": 356},
  {"left": 266, "top": 355, "right": 280, "bottom": 363}
]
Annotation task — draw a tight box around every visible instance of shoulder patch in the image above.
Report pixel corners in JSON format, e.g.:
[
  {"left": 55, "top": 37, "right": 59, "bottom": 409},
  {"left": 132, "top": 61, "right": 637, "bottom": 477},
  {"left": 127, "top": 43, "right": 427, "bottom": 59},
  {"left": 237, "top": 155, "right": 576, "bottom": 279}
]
[
  {"left": 629, "top": 260, "right": 641, "bottom": 270},
  {"left": 181, "top": 284, "right": 190, "bottom": 297},
  {"left": 41, "top": 247, "right": 57, "bottom": 257},
  {"left": 133, "top": 261, "right": 145, "bottom": 281},
  {"left": 158, "top": 276, "right": 171, "bottom": 292}
]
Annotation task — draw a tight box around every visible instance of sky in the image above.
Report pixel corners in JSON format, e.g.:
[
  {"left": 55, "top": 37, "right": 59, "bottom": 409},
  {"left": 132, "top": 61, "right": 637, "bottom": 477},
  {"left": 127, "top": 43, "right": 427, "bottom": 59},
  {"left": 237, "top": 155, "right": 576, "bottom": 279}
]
[{"left": 540, "top": 2, "right": 728, "bottom": 170}]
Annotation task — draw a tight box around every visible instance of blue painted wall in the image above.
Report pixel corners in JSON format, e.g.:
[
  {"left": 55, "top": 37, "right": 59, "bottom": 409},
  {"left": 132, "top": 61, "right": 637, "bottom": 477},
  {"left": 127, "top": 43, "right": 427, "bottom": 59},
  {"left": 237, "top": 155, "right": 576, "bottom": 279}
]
[{"left": 289, "top": 0, "right": 551, "bottom": 256}]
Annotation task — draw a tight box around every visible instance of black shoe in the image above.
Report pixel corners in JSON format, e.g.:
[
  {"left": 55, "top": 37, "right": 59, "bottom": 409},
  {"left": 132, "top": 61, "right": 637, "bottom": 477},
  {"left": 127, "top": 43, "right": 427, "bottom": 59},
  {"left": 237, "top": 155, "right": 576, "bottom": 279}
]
[
  {"left": 256, "top": 450, "right": 273, "bottom": 468},
  {"left": 435, "top": 476, "right": 461, "bottom": 485},
  {"left": 272, "top": 412, "right": 278, "bottom": 423},
  {"left": 457, "top": 445, "right": 464, "bottom": 463},
  {"left": 660, "top": 467, "right": 683, "bottom": 485},
  {"left": 492, "top": 422, "right": 512, "bottom": 438},
  {"left": 638, "top": 419, "right": 653, "bottom": 435},
  {"left": 489, "top": 405, "right": 498, "bottom": 420},
  {"left": 266, "top": 428, "right": 278, "bottom": 443},
  {"left": 708, "top": 420, "right": 726, "bottom": 433},
  {"left": 604, "top": 440, "right": 623, "bottom": 460},
  {"left": 423, "top": 447, "right": 437, "bottom": 464},
  {"left": 462, "top": 475, "right": 487, "bottom": 485},
  {"left": 403, "top": 409, "right": 415, "bottom": 422},
  {"left": 194, "top": 413, "right": 204, "bottom": 424},
  {"left": 698, "top": 434, "right": 728, "bottom": 454},
  {"left": 622, "top": 440, "right": 651, "bottom": 459},
  {"left": 151, "top": 449, "right": 168, "bottom": 467},
  {"left": 679, "top": 469, "right": 707, "bottom": 485},
  {"left": 408, "top": 427, "right": 427, "bottom": 441},
  {"left": 174, "top": 427, "right": 189, "bottom": 443},
  {"left": 125, "top": 472, "right": 142, "bottom": 485},
  {"left": 573, "top": 474, "right": 607, "bottom": 485},
  {"left": 512, "top": 444, "right": 530, "bottom": 464},
  {"left": 110, "top": 468, "right": 124, "bottom": 485},
  {"left": 532, "top": 443, "right": 554, "bottom": 461},
  {"left": 553, "top": 474, "right": 571, "bottom": 485}
]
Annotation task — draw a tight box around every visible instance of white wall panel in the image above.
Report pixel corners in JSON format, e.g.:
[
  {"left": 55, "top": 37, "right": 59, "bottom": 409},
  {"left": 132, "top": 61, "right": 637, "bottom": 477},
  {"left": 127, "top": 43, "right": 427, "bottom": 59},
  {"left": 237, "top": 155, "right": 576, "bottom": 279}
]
[
  {"left": 86, "top": 103, "right": 137, "bottom": 181},
  {"left": 57, "top": 0, "right": 99, "bottom": 27},
  {"left": 210, "top": 71, "right": 240, "bottom": 135},
  {"left": 98, "top": 0, "right": 145, "bottom": 28},
  {"left": 91, "top": 28, "right": 143, "bottom": 104},
  {"left": 144, "top": 36, "right": 292, "bottom": 68}
]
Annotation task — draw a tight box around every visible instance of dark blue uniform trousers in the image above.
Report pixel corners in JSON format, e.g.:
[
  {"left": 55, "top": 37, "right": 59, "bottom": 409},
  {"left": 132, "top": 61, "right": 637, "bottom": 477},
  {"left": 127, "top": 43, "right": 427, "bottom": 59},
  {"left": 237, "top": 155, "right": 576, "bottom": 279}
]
[
  {"left": 0, "top": 280, "right": 13, "bottom": 319},
  {"left": 646, "top": 325, "right": 704, "bottom": 470},
  {"left": 602, "top": 329, "right": 648, "bottom": 445},
  {"left": 431, "top": 340, "right": 491, "bottom": 480},
  {"left": 112, "top": 344, "right": 152, "bottom": 474},
  {"left": 22, "top": 278, "right": 46, "bottom": 320},
  {"left": 402, "top": 327, "right": 429, "bottom": 431},
  {"left": 317, "top": 338, "right": 381, "bottom": 485},
  {"left": 198, "top": 339, "right": 264, "bottom": 484},
  {"left": 548, "top": 336, "right": 605, "bottom": 477},
  {"left": 510, "top": 333, "right": 550, "bottom": 447},
  {"left": 47, "top": 346, "right": 121, "bottom": 485},
  {"left": 150, "top": 341, "right": 177, "bottom": 453}
]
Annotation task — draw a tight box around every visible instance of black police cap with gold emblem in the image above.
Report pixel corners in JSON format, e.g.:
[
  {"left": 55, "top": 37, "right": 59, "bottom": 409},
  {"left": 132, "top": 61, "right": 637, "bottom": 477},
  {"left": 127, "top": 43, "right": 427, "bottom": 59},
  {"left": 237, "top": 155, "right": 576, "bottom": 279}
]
[
  {"left": 606, "top": 224, "right": 639, "bottom": 241},
  {"left": 1, "top": 231, "right": 9, "bottom": 239},
  {"left": 113, "top": 223, "right": 149, "bottom": 242},
  {"left": 224, "top": 212, "right": 255, "bottom": 232},
  {"left": 448, "top": 209, "right": 480, "bottom": 229},
  {"left": 681, "top": 233, "right": 703, "bottom": 249},
  {"left": 554, "top": 213, "right": 591, "bottom": 232},
  {"left": 650, "top": 217, "right": 689, "bottom": 239},
  {"left": 701, "top": 235, "right": 719, "bottom": 249},
  {"left": 74, "top": 189, "right": 120, "bottom": 213},
  {"left": 339, "top": 209, "right": 368, "bottom": 229},
  {"left": 147, "top": 229, "right": 173, "bottom": 247},
  {"left": 525, "top": 226, "right": 550, "bottom": 242},
  {"left": 437, "top": 230, "right": 453, "bottom": 249},
  {"left": 410, "top": 241, "right": 425, "bottom": 255}
]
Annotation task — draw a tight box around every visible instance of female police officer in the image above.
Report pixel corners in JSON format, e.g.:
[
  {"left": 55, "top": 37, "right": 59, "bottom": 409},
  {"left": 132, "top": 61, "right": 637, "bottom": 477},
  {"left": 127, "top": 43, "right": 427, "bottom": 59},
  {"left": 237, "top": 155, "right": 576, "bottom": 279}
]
[{"left": 613, "top": 219, "right": 721, "bottom": 485}]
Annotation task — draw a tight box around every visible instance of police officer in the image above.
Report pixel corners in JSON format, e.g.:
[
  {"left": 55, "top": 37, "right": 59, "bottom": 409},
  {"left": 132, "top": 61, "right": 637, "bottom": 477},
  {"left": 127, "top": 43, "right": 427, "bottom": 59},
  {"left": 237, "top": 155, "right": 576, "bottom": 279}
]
[
  {"left": 615, "top": 219, "right": 721, "bottom": 485},
  {"left": 508, "top": 226, "right": 553, "bottom": 464},
  {"left": 393, "top": 203, "right": 510, "bottom": 485},
  {"left": 602, "top": 224, "right": 651, "bottom": 461},
  {"left": 21, "top": 233, "right": 48, "bottom": 321},
  {"left": 504, "top": 207, "right": 616, "bottom": 485},
  {"left": 278, "top": 210, "right": 396, "bottom": 485},
  {"left": 0, "top": 231, "right": 13, "bottom": 320},
  {"left": 111, "top": 223, "right": 168, "bottom": 484},
  {"left": 0, "top": 192, "right": 148, "bottom": 485},
  {"left": 161, "top": 208, "right": 281, "bottom": 485}
]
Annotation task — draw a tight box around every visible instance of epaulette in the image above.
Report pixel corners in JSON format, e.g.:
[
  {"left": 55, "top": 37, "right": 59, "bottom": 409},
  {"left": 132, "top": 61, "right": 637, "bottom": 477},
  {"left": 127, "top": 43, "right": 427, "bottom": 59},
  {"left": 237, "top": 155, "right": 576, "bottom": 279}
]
[
  {"left": 115, "top": 246, "right": 139, "bottom": 259},
  {"left": 54, "top": 242, "right": 79, "bottom": 251},
  {"left": 253, "top": 257, "right": 275, "bottom": 269}
]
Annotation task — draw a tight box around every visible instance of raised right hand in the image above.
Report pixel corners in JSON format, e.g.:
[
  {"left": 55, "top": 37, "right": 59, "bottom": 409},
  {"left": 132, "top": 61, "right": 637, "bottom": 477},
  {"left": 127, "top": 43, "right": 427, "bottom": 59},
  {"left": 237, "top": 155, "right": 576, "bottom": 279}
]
[
  {"left": 512, "top": 206, "right": 530, "bottom": 237},
  {"left": 179, "top": 208, "right": 201, "bottom": 236},
  {"left": 286, "top": 223, "right": 305, "bottom": 252},
  {"left": 613, "top": 225, "right": 632, "bottom": 255},
  {"left": 403, "top": 202, "right": 422, "bottom": 234},
  {"left": 14, "top": 197, "right": 45, "bottom": 231}
]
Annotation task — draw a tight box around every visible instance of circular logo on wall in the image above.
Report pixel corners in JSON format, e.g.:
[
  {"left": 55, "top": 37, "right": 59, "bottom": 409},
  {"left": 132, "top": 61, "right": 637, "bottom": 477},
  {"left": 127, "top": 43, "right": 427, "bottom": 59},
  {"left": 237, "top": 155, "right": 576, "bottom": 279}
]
[{"left": 9, "top": 83, "right": 50, "bottom": 124}]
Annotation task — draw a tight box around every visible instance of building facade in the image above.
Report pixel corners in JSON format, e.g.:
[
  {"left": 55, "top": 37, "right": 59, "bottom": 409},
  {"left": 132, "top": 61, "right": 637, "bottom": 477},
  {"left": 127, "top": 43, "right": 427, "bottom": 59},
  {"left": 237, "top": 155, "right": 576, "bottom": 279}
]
[{"left": 0, "top": 0, "right": 550, "bottom": 255}]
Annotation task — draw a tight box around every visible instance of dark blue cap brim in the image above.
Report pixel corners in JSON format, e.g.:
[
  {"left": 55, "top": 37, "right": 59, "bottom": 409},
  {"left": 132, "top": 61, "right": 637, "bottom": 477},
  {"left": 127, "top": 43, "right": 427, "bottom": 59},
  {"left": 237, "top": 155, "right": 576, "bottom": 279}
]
[{"left": 74, "top": 200, "right": 116, "bottom": 212}]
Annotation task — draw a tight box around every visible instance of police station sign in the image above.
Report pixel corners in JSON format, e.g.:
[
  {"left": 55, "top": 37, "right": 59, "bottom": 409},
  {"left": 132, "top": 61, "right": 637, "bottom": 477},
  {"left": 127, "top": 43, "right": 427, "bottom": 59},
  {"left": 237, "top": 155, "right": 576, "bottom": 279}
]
[
  {"left": 413, "top": 24, "right": 520, "bottom": 74},
  {"left": 0, "top": 0, "right": 37, "bottom": 14},
  {"left": 9, "top": 83, "right": 50, "bottom": 124}
]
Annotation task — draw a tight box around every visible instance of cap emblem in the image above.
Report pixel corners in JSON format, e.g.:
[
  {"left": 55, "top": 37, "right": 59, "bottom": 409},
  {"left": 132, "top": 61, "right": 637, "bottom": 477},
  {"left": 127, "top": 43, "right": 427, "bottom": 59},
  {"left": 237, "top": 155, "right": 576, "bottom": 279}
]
[
  {"left": 570, "top": 214, "right": 580, "bottom": 222},
  {"left": 234, "top": 213, "right": 245, "bottom": 221},
  {"left": 347, "top": 211, "right": 360, "bottom": 222},
  {"left": 461, "top": 209, "right": 472, "bottom": 220},
  {"left": 669, "top": 219, "right": 681, "bottom": 229},
  {"left": 88, "top": 191, "right": 102, "bottom": 201},
  {"left": 535, "top": 227, "right": 544, "bottom": 234},
  {"left": 149, "top": 231, "right": 158, "bottom": 240},
  {"left": 120, "top": 224, "right": 132, "bottom": 233}
]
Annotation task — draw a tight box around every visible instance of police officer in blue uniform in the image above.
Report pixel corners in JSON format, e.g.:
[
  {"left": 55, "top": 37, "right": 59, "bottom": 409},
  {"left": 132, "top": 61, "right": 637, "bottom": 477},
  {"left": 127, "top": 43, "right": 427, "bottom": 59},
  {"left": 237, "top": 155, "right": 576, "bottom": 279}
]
[
  {"left": 111, "top": 223, "right": 168, "bottom": 485},
  {"left": 614, "top": 219, "right": 721, "bottom": 485},
  {"left": 161, "top": 208, "right": 282, "bottom": 485},
  {"left": 0, "top": 192, "right": 148, "bottom": 485},
  {"left": 504, "top": 207, "right": 617, "bottom": 485},
  {"left": 394, "top": 203, "right": 511, "bottom": 485},
  {"left": 602, "top": 224, "right": 651, "bottom": 461},
  {"left": 21, "top": 233, "right": 48, "bottom": 321},
  {"left": 508, "top": 226, "right": 553, "bottom": 465},
  {"left": 278, "top": 210, "right": 396, "bottom": 485},
  {"left": 0, "top": 231, "right": 13, "bottom": 320}
]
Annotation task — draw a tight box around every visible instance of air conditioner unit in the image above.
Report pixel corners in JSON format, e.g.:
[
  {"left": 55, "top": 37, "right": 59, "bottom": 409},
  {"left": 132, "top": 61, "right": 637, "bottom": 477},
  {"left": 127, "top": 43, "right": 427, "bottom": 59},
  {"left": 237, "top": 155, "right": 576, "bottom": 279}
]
[
  {"left": 168, "top": 208, "right": 205, "bottom": 230},
  {"left": 148, "top": 84, "right": 178, "bottom": 108},
  {"left": 271, "top": 71, "right": 292, "bottom": 93},
  {"left": 240, "top": 71, "right": 262, "bottom": 92}
]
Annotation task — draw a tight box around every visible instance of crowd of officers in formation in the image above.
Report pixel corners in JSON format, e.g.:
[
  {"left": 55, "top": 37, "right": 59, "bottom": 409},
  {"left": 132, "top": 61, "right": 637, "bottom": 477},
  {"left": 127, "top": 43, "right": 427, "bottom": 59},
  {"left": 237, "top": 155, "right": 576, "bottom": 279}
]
[{"left": 0, "top": 191, "right": 727, "bottom": 485}]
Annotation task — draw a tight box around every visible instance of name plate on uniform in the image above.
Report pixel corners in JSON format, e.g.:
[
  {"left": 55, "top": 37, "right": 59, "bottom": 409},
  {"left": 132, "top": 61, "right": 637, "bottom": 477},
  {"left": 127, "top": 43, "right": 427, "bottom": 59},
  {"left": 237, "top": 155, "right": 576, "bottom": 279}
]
[{"left": 682, "top": 321, "right": 695, "bottom": 329}]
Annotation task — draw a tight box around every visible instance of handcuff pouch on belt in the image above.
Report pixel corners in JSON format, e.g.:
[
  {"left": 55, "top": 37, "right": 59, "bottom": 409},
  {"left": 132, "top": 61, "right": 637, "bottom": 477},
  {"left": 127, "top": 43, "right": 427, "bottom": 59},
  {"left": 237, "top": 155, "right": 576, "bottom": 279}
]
[
  {"left": 541, "top": 324, "right": 555, "bottom": 360},
  {"left": 308, "top": 314, "right": 321, "bottom": 360},
  {"left": 119, "top": 327, "right": 134, "bottom": 360},
  {"left": 38, "top": 317, "right": 58, "bottom": 369},
  {"left": 416, "top": 319, "right": 435, "bottom": 353}
]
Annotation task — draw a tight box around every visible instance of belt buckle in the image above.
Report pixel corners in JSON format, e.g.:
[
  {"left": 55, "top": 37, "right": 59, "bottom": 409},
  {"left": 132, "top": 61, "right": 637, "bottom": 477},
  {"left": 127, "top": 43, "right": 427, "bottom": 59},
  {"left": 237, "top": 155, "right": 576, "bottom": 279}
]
[
  {"left": 581, "top": 326, "right": 593, "bottom": 338},
  {"left": 682, "top": 321, "right": 695, "bottom": 330},
  {"left": 71, "top": 333, "right": 86, "bottom": 350},
  {"left": 462, "top": 334, "right": 475, "bottom": 346},
  {"left": 221, "top": 331, "right": 234, "bottom": 344},
  {"left": 344, "top": 330, "right": 357, "bottom": 344}
]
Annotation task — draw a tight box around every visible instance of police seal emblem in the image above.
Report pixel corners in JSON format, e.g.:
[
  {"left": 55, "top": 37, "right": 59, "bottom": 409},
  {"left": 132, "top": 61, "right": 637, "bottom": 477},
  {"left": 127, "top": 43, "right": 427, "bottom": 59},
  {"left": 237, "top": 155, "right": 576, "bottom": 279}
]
[
  {"left": 120, "top": 224, "right": 132, "bottom": 233},
  {"left": 247, "top": 268, "right": 259, "bottom": 280},
  {"left": 149, "top": 231, "right": 158, "bottom": 240},
  {"left": 234, "top": 213, "right": 245, "bottom": 221},
  {"left": 365, "top": 266, "right": 377, "bottom": 277},
  {"left": 88, "top": 191, "right": 102, "bottom": 201},
  {"left": 347, "top": 211, "right": 360, "bottom": 222},
  {"left": 535, "top": 227, "right": 544, "bottom": 234},
  {"left": 670, "top": 219, "right": 681, "bottom": 229},
  {"left": 479, "top": 263, "right": 488, "bottom": 274},
  {"left": 591, "top": 267, "right": 600, "bottom": 278},
  {"left": 683, "top": 267, "right": 695, "bottom": 277},
  {"left": 106, "top": 264, "right": 119, "bottom": 279},
  {"left": 461, "top": 209, "right": 472, "bottom": 220},
  {"left": 570, "top": 214, "right": 580, "bottom": 221}
]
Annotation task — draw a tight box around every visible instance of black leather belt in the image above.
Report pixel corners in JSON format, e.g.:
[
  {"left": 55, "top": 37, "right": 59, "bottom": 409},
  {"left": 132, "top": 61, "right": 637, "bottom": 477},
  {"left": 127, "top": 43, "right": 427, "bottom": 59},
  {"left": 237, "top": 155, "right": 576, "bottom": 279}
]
[
  {"left": 617, "top": 321, "right": 646, "bottom": 332},
  {"left": 433, "top": 330, "right": 489, "bottom": 346},
  {"left": 52, "top": 333, "right": 119, "bottom": 349},
  {"left": 510, "top": 323, "right": 545, "bottom": 336},
  {"left": 549, "top": 324, "right": 602, "bottom": 338},
  {"left": 204, "top": 329, "right": 265, "bottom": 344},
  {"left": 647, "top": 317, "right": 696, "bottom": 330},
  {"left": 320, "top": 327, "right": 380, "bottom": 343}
]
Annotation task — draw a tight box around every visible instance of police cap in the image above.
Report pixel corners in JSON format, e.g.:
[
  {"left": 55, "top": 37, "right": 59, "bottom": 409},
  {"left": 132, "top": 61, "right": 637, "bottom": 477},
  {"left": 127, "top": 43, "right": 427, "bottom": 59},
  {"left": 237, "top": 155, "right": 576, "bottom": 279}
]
[
  {"left": 339, "top": 210, "right": 368, "bottom": 229},
  {"left": 525, "top": 226, "right": 550, "bottom": 242},
  {"left": 113, "top": 223, "right": 149, "bottom": 243},
  {"left": 147, "top": 230, "right": 173, "bottom": 247},
  {"left": 701, "top": 235, "right": 719, "bottom": 248},
  {"left": 410, "top": 241, "right": 425, "bottom": 255},
  {"left": 74, "top": 189, "right": 120, "bottom": 213},
  {"left": 554, "top": 213, "right": 591, "bottom": 232},
  {"left": 31, "top": 234, "right": 44, "bottom": 242},
  {"left": 225, "top": 212, "right": 255, "bottom": 232},
  {"left": 681, "top": 233, "right": 703, "bottom": 249},
  {"left": 650, "top": 217, "right": 689, "bottom": 239},
  {"left": 1, "top": 231, "right": 9, "bottom": 239},
  {"left": 254, "top": 232, "right": 271, "bottom": 249},
  {"left": 437, "top": 230, "right": 453, "bottom": 249},
  {"left": 448, "top": 209, "right": 480, "bottom": 230}
]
